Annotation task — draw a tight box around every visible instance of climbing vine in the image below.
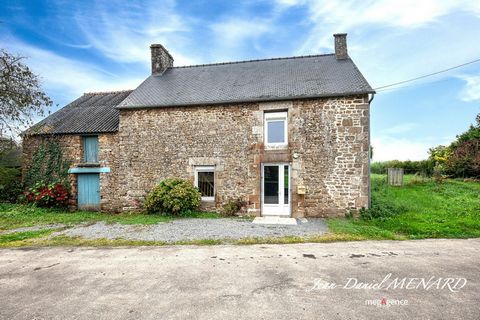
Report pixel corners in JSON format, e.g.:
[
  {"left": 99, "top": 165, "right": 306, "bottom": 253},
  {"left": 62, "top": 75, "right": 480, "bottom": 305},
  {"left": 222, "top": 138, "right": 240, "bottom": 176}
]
[{"left": 24, "top": 138, "right": 71, "bottom": 189}]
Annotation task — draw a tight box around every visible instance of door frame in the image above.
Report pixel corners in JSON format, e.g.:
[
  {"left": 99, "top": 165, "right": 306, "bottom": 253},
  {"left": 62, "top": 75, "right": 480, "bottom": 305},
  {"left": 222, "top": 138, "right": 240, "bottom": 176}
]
[
  {"left": 261, "top": 163, "right": 291, "bottom": 217},
  {"left": 77, "top": 173, "right": 101, "bottom": 211}
]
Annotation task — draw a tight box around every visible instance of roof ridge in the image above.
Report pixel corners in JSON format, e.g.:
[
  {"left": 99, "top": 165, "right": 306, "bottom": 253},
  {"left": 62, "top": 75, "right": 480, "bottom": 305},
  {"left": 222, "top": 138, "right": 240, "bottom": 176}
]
[
  {"left": 83, "top": 89, "right": 133, "bottom": 96},
  {"left": 171, "top": 53, "right": 336, "bottom": 69}
]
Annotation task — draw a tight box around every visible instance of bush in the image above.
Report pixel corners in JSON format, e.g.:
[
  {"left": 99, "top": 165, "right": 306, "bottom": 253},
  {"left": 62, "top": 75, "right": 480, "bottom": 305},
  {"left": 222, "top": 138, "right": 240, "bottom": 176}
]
[
  {"left": 0, "top": 167, "right": 23, "bottom": 203},
  {"left": 222, "top": 198, "right": 246, "bottom": 217},
  {"left": 25, "top": 182, "right": 69, "bottom": 208},
  {"left": 145, "top": 178, "right": 201, "bottom": 215},
  {"left": 359, "top": 193, "right": 407, "bottom": 221}
]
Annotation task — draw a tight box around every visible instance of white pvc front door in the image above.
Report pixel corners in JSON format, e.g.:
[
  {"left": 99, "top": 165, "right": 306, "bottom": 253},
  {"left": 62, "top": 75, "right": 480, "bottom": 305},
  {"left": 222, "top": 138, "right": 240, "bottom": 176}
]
[{"left": 261, "top": 164, "right": 291, "bottom": 216}]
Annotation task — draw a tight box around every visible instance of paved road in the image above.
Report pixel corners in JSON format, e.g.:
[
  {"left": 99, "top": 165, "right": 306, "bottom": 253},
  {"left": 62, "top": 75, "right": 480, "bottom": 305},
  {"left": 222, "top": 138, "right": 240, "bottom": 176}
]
[{"left": 0, "top": 239, "right": 479, "bottom": 320}]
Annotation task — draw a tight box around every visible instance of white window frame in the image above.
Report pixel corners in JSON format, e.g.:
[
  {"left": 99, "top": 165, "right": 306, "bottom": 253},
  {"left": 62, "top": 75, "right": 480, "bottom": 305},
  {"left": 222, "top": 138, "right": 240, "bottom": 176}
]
[
  {"left": 194, "top": 166, "right": 215, "bottom": 201},
  {"left": 264, "top": 111, "right": 288, "bottom": 149}
]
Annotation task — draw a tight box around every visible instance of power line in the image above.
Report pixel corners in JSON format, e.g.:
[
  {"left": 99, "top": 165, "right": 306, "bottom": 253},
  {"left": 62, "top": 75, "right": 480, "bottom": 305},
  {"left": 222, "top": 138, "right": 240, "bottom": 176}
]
[{"left": 374, "top": 58, "right": 480, "bottom": 91}]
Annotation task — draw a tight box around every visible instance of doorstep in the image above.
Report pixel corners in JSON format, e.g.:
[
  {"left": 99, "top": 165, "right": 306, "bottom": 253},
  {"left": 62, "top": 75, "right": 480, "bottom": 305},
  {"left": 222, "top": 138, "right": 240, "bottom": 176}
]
[{"left": 252, "top": 217, "right": 298, "bottom": 225}]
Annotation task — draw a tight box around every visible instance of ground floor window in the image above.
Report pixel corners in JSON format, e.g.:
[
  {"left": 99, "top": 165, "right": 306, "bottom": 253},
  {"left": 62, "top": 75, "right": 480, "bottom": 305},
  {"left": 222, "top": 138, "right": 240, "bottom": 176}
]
[{"left": 195, "top": 166, "right": 215, "bottom": 201}]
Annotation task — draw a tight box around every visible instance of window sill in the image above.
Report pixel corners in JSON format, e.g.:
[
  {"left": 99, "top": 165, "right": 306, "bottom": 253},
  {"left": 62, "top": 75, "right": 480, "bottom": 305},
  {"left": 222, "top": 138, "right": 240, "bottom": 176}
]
[
  {"left": 78, "top": 162, "right": 100, "bottom": 167},
  {"left": 201, "top": 197, "right": 215, "bottom": 202},
  {"left": 265, "top": 144, "right": 288, "bottom": 151}
]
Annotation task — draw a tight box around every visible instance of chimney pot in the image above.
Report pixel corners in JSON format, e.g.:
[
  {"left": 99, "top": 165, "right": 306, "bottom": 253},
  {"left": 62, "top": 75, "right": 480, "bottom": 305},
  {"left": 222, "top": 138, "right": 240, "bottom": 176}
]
[
  {"left": 150, "top": 44, "right": 174, "bottom": 74},
  {"left": 333, "top": 33, "right": 348, "bottom": 60}
]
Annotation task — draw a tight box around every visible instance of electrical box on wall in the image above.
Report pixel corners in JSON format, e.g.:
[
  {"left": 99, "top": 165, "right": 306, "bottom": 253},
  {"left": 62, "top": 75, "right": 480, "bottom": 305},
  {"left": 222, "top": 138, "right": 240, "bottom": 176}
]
[{"left": 297, "top": 185, "right": 306, "bottom": 195}]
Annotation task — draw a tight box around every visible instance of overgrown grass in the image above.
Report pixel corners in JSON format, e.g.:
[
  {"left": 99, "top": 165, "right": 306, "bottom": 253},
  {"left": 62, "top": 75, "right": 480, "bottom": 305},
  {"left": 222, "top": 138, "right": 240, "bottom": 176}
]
[
  {"left": 0, "top": 203, "right": 220, "bottom": 231},
  {"left": 328, "top": 174, "right": 480, "bottom": 239}
]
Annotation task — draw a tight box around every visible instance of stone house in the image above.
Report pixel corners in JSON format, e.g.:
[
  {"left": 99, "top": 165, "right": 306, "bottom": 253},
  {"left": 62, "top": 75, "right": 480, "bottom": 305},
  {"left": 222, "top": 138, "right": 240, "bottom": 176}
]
[{"left": 23, "top": 33, "right": 374, "bottom": 217}]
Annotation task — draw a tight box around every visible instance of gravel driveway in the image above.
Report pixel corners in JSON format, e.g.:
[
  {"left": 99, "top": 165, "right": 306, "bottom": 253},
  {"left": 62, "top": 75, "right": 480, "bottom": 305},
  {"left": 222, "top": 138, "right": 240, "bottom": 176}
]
[{"left": 53, "top": 218, "right": 328, "bottom": 242}]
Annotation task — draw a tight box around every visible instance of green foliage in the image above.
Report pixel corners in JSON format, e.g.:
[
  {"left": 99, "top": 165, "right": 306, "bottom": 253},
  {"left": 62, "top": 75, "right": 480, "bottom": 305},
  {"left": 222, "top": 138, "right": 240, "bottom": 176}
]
[
  {"left": 24, "top": 139, "right": 71, "bottom": 189},
  {"left": 0, "top": 137, "right": 21, "bottom": 167},
  {"left": 222, "top": 198, "right": 246, "bottom": 217},
  {"left": 359, "top": 192, "right": 407, "bottom": 221},
  {"left": 370, "top": 159, "right": 435, "bottom": 176},
  {"left": 25, "top": 182, "right": 69, "bottom": 208},
  {"left": 144, "top": 178, "right": 201, "bottom": 215},
  {"left": 0, "top": 229, "right": 56, "bottom": 245},
  {"left": 0, "top": 49, "right": 52, "bottom": 137},
  {"left": 0, "top": 167, "right": 22, "bottom": 202},
  {"left": 445, "top": 140, "right": 480, "bottom": 178},
  {"left": 332, "top": 174, "right": 480, "bottom": 239},
  {"left": 428, "top": 113, "right": 480, "bottom": 178}
]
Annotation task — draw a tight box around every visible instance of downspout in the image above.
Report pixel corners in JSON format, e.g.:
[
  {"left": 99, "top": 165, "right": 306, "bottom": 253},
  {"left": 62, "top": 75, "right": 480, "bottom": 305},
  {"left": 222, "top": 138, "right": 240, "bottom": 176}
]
[{"left": 367, "top": 93, "right": 375, "bottom": 209}]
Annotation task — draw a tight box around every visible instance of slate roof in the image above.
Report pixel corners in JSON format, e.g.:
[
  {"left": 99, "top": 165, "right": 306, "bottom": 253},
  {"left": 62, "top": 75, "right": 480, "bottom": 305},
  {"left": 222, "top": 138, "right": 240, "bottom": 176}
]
[
  {"left": 27, "top": 90, "right": 132, "bottom": 135},
  {"left": 118, "top": 54, "right": 374, "bottom": 109}
]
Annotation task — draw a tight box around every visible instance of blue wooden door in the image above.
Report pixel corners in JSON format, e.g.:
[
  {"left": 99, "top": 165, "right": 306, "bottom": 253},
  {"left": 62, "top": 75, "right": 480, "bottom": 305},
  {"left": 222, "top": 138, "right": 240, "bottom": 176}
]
[{"left": 77, "top": 174, "right": 100, "bottom": 210}]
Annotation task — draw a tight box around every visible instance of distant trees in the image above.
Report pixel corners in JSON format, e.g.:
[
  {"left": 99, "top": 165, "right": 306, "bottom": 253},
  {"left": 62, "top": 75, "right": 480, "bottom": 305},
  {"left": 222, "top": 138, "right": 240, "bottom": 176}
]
[{"left": 372, "top": 113, "right": 480, "bottom": 178}]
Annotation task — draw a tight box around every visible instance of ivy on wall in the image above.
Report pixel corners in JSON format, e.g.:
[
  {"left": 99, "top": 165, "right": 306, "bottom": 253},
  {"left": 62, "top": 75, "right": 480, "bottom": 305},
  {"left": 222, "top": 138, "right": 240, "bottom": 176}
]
[{"left": 24, "top": 138, "right": 71, "bottom": 189}]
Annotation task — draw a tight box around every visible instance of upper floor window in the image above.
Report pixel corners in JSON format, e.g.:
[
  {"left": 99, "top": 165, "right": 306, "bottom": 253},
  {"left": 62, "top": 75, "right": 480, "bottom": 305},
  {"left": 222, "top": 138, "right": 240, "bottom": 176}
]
[
  {"left": 195, "top": 166, "right": 215, "bottom": 201},
  {"left": 83, "top": 136, "right": 99, "bottom": 163},
  {"left": 264, "top": 111, "right": 288, "bottom": 148}
]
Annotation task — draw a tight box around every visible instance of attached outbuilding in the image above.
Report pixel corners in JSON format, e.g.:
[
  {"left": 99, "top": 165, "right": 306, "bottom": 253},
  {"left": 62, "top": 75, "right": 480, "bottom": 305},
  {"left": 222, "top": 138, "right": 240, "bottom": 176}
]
[{"left": 23, "top": 33, "right": 374, "bottom": 217}]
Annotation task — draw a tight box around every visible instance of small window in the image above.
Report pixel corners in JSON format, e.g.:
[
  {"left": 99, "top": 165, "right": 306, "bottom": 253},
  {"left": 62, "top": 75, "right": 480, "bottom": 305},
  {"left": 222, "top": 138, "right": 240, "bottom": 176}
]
[
  {"left": 83, "top": 136, "right": 99, "bottom": 163},
  {"left": 195, "top": 166, "right": 215, "bottom": 201},
  {"left": 265, "top": 112, "right": 287, "bottom": 148}
]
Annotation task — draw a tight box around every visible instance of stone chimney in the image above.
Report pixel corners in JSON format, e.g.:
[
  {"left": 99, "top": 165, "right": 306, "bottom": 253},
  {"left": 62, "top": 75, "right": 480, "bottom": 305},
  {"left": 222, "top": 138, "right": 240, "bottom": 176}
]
[
  {"left": 150, "top": 44, "right": 174, "bottom": 74},
  {"left": 333, "top": 33, "right": 348, "bottom": 60}
]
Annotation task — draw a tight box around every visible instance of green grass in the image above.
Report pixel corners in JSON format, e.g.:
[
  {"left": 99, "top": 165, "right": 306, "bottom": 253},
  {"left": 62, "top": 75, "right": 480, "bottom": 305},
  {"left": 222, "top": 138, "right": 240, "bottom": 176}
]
[
  {"left": 0, "top": 203, "right": 220, "bottom": 231},
  {"left": 0, "top": 229, "right": 57, "bottom": 246},
  {"left": 328, "top": 174, "right": 480, "bottom": 239},
  {"left": 1, "top": 174, "right": 478, "bottom": 247}
]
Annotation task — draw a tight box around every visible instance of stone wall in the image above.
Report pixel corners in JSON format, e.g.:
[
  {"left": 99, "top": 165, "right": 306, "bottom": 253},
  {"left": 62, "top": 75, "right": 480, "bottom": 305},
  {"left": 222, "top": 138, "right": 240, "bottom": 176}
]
[
  {"left": 22, "top": 95, "right": 370, "bottom": 217},
  {"left": 22, "top": 133, "right": 118, "bottom": 211},
  {"left": 113, "top": 95, "right": 370, "bottom": 217}
]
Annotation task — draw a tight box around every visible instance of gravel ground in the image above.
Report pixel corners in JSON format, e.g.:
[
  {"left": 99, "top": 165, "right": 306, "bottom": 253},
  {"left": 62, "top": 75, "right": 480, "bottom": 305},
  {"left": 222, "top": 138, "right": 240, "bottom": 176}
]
[{"left": 53, "top": 218, "right": 328, "bottom": 242}]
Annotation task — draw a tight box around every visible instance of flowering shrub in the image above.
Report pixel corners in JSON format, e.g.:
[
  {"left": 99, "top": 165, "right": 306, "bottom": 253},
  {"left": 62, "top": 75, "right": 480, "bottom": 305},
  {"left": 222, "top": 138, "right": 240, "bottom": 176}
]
[
  {"left": 145, "top": 178, "right": 201, "bottom": 215},
  {"left": 25, "top": 182, "right": 69, "bottom": 208}
]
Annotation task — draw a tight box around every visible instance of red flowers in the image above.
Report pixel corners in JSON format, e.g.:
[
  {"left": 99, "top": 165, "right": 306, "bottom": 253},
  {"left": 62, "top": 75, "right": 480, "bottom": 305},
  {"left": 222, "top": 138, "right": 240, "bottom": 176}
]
[{"left": 25, "top": 183, "right": 69, "bottom": 207}]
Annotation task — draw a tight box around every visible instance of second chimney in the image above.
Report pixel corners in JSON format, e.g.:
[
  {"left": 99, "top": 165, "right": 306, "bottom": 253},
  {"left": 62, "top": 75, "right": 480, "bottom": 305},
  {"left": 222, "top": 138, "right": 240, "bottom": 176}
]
[
  {"left": 333, "top": 33, "right": 348, "bottom": 60},
  {"left": 150, "top": 44, "right": 174, "bottom": 74}
]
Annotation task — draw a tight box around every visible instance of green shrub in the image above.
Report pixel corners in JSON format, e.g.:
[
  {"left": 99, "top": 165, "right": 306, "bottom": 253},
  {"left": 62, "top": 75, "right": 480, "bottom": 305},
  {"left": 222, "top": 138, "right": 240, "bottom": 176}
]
[
  {"left": 222, "top": 198, "right": 246, "bottom": 217},
  {"left": 359, "top": 193, "right": 407, "bottom": 221},
  {"left": 144, "top": 178, "right": 201, "bottom": 215},
  {"left": 0, "top": 167, "right": 22, "bottom": 203}
]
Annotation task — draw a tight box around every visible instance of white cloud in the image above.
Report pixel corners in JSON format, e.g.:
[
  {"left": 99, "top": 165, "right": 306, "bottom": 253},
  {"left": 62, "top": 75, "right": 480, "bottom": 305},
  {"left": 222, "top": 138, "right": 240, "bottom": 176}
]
[
  {"left": 73, "top": 0, "right": 196, "bottom": 66},
  {"left": 1, "top": 37, "right": 143, "bottom": 103},
  {"left": 210, "top": 18, "right": 272, "bottom": 49},
  {"left": 274, "top": 0, "right": 480, "bottom": 93},
  {"left": 458, "top": 74, "right": 480, "bottom": 101},
  {"left": 371, "top": 135, "right": 454, "bottom": 161},
  {"left": 372, "top": 136, "right": 430, "bottom": 161}
]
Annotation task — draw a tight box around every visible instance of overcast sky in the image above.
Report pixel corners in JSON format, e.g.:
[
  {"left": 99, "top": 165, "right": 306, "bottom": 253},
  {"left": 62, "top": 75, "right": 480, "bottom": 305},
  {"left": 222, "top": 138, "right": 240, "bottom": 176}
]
[{"left": 1, "top": 0, "right": 479, "bottom": 161}]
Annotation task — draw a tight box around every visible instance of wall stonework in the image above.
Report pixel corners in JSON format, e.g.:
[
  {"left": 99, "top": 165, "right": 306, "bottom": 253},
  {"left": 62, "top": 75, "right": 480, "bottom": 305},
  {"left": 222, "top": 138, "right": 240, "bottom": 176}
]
[
  {"left": 22, "top": 95, "right": 370, "bottom": 217},
  {"left": 22, "top": 134, "right": 118, "bottom": 211},
  {"left": 111, "top": 95, "right": 370, "bottom": 217}
]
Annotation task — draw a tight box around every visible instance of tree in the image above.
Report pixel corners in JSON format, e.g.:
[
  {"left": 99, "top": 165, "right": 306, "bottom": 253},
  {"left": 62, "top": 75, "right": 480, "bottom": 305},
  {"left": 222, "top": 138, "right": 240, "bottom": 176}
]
[
  {"left": 428, "top": 113, "right": 480, "bottom": 178},
  {"left": 0, "top": 49, "right": 52, "bottom": 137}
]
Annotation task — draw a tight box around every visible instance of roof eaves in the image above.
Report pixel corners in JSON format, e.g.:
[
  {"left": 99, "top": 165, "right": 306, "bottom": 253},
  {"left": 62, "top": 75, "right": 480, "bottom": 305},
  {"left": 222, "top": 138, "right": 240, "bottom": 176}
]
[{"left": 116, "top": 91, "right": 375, "bottom": 110}]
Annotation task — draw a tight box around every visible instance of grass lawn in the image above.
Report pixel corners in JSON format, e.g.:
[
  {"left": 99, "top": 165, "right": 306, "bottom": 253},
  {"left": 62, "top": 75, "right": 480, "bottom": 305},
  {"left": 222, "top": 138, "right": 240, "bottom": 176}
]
[
  {"left": 327, "top": 174, "right": 480, "bottom": 240},
  {"left": 0, "top": 174, "right": 478, "bottom": 247},
  {"left": 0, "top": 203, "right": 220, "bottom": 231}
]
